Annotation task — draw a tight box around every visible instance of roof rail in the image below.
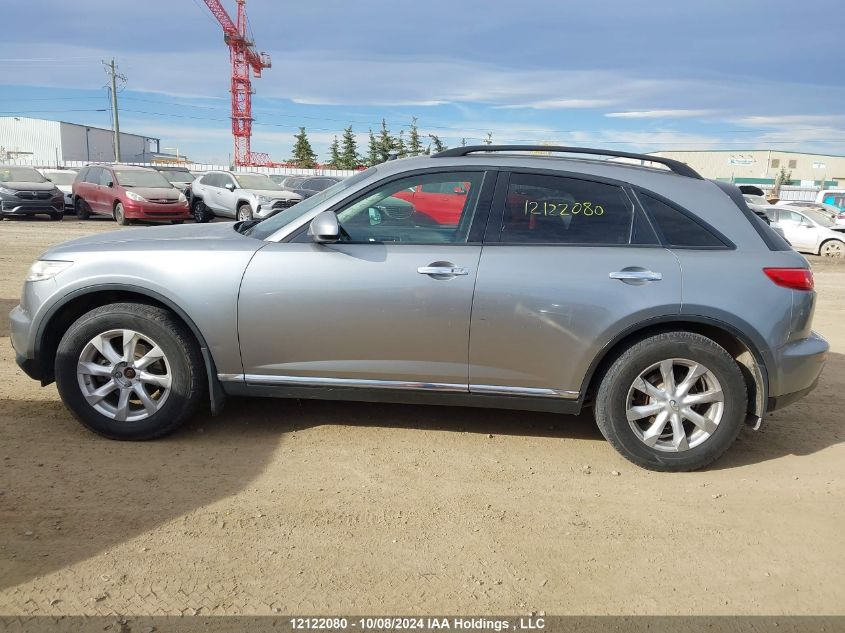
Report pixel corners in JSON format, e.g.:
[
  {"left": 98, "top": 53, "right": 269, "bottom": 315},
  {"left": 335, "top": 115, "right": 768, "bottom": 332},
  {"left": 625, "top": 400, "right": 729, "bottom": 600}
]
[{"left": 432, "top": 145, "right": 703, "bottom": 179}]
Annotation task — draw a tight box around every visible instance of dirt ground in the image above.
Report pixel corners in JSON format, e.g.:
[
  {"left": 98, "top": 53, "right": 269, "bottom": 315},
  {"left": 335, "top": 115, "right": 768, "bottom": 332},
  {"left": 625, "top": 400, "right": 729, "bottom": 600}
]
[{"left": 0, "top": 217, "right": 842, "bottom": 616}]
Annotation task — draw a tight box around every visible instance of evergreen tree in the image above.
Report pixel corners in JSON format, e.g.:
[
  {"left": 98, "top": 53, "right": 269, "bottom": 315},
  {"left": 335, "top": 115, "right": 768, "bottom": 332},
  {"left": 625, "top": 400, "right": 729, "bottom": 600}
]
[
  {"left": 377, "top": 118, "right": 394, "bottom": 163},
  {"left": 291, "top": 127, "right": 317, "bottom": 168},
  {"left": 484, "top": 132, "right": 493, "bottom": 145},
  {"left": 427, "top": 133, "right": 446, "bottom": 154},
  {"left": 327, "top": 136, "right": 341, "bottom": 168},
  {"left": 408, "top": 117, "right": 423, "bottom": 156},
  {"left": 460, "top": 137, "right": 467, "bottom": 147},
  {"left": 394, "top": 130, "right": 406, "bottom": 157},
  {"left": 339, "top": 125, "right": 359, "bottom": 169},
  {"left": 366, "top": 128, "right": 379, "bottom": 167}
]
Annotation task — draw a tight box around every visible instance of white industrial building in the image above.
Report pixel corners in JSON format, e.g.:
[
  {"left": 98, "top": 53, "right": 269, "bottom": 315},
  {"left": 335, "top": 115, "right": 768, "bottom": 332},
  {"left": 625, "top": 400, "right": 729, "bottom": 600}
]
[
  {"left": 0, "top": 116, "right": 161, "bottom": 164},
  {"left": 647, "top": 149, "right": 845, "bottom": 188}
]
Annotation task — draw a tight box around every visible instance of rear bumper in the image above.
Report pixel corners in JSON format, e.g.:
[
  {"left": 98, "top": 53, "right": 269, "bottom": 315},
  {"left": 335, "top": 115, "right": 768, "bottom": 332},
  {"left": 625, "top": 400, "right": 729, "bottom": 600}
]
[{"left": 767, "top": 331, "right": 828, "bottom": 411}]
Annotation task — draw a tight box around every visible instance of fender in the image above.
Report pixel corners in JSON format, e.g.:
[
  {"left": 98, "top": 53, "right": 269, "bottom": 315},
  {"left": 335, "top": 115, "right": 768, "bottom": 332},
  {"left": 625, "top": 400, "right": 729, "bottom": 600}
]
[
  {"left": 579, "top": 312, "right": 771, "bottom": 417},
  {"left": 35, "top": 283, "right": 226, "bottom": 415}
]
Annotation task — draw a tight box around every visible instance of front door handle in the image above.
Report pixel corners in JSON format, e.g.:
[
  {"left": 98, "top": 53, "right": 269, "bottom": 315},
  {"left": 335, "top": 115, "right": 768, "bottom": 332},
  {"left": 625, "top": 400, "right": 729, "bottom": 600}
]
[
  {"left": 417, "top": 263, "right": 469, "bottom": 278},
  {"left": 609, "top": 270, "right": 663, "bottom": 282}
]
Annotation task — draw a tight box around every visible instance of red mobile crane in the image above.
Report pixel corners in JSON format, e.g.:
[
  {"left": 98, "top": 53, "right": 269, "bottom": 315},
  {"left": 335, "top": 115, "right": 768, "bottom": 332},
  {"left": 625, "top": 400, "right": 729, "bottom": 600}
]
[{"left": 203, "top": 0, "right": 272, "bottom": 166}]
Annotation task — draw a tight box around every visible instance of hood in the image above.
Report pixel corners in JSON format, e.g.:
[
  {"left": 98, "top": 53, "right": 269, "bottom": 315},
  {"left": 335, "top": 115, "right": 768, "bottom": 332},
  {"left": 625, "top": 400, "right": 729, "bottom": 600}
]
[
  {"left": 55, "top": 184, "right": 72, "bottom": 194},
  {"left": 1, "top": 181, "right": 59, "bottom": 192},
  {"left": 126, "top": 186, "right": 181, "bottom": 201},
  {"left": 45, "top": 221, "right": 253, "bottom": 255},
  {"left": 249, "top": 188, "right": 301, "bottom": 200}
]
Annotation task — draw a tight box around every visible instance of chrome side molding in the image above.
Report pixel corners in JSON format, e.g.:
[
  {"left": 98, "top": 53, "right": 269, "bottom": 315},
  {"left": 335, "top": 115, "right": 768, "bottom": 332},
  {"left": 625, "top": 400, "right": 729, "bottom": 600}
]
[{"left": 217, "top": 374, "right": 579, "bottom": 399}]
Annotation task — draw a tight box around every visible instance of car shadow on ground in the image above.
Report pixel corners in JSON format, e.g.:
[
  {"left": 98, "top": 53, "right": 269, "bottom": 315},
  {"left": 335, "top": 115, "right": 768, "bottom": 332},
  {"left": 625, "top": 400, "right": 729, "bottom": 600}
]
[{"left": 1, "top": 353, "right": 841, "bottom": 590}]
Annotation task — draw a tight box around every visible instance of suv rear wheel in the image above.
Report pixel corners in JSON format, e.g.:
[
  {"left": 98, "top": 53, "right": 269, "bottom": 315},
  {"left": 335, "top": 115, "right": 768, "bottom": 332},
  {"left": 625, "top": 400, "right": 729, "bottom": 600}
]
[
  {"left": 594, "top": 331, "right": 747, "bottom": 471},
  {"left": 192, "top": 199, "right": 212, "bottom": 223},
  {"left": 54, "top": 303, "right": 205, "bottom": 440},
  {"left": 74, "top": 197, "right": 90, "bottom": 220}
]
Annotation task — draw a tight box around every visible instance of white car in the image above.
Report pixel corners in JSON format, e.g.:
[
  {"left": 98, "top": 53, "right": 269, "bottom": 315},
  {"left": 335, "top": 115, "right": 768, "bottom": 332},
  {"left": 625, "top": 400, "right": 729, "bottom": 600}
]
[
  {"left": 39, "top": 168, "right": 78, "bottom": 211},
  {"left": 777, "top": 200, "right": 845, "bottom": 226},
  {"left": 189, "top": 171, "right": 302, "bottom": 223},
  {"left": 765, "top": 206, "right": 845, "bottom": 257}
]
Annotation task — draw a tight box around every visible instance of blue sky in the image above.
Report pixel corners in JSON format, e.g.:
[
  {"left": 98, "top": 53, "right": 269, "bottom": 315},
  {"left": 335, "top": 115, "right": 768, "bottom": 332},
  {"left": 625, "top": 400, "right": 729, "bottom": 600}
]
[{"left": 1, "top": 0, "right": 843, "bottom": 163}]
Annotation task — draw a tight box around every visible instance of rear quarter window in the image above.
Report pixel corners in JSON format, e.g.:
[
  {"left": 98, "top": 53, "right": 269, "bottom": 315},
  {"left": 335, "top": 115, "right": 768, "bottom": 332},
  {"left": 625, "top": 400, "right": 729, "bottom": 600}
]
[{"left": 637, "top": 193, "right": 726, "bottom": 248}]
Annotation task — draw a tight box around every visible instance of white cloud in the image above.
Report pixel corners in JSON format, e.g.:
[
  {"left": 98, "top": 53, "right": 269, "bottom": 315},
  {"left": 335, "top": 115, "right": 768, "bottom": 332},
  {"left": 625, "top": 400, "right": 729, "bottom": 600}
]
[
  {"left": 497, "top": 99, "right": 616, "bottom": 110},
  {"left": 605, "top": 109, "right": 719, "bottom": 119}
]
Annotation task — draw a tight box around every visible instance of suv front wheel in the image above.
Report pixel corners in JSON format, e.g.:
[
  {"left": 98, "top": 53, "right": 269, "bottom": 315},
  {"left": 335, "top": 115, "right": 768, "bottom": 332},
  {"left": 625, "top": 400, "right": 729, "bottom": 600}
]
[
  {"left": 594, "top": 331, "right": 747, "bottom": 471},
  {"left": 54, "top": 303, "right": 205, "bottom": 440}
]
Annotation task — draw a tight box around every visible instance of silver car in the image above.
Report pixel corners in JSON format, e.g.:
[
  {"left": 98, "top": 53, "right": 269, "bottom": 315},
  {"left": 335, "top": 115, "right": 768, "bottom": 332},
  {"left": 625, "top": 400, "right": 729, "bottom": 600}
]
[
  {"left": 190, "top": 170, "right": 301, "bottom": 223},
  {"left": 10, "top": 146, "right": 828, "bottom": 471}
]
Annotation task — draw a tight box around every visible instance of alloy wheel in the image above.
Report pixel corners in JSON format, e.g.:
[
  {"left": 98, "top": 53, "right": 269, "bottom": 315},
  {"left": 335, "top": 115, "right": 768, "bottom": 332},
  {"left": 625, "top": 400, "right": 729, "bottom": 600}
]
[
  {"left": 625, "top": 358, "right": 724, "bottom": 452},
  {"left": 76, "top": 329, "right": 172, "bottom": 422},
  {"left": 821, "top": 241, "right": 844, "bottom": 258}
]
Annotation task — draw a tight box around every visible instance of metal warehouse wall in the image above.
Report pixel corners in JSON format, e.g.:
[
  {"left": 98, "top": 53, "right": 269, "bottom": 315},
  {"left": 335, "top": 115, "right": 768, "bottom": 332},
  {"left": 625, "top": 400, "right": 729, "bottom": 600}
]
[
  {"left": 1, "top": 117, "right": 156, "bottom": 163},
  {"left": 58, "top": 122, "right": 153, "bottom": 163},
  {"left": 0, "top": 117, "right": 62, "bottom": 163}
]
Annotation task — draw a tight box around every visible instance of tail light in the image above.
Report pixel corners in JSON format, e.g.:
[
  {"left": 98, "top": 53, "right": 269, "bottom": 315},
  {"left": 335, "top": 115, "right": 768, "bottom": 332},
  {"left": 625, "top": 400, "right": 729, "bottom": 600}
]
[{"left": 764, "top": 268, "right": 814, "bottom": 291}]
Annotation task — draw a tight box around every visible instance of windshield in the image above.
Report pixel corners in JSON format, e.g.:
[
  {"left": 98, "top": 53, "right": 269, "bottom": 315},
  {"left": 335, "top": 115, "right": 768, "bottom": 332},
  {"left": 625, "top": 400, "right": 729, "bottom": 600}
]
[
  {"left": 114, "top": 169, "right": 173, "bottom": 188},
  {"left": 234, "top": 173, "right": 281, "bottom": 190},
  {"left": 0, "top": 166, "right": 48, "bottom": 183},
  {"left": 44, "top": 171, "right": 77, "bottom": 185},
  {"left": 805, "top": 209, "right": 834, "bottom": 227},
  {"left": 246, "top": 168, "right": 377, "bottom": 240},
  {"left": 158, "top": 169, "right": 195, "bottom": 184}
]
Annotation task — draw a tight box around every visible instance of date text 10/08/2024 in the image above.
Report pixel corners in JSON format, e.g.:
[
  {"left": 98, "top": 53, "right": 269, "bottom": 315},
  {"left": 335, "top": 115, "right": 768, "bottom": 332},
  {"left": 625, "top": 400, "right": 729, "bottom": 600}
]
[{"left": 290, "top": 616, "right": 546, "bottom": 630}]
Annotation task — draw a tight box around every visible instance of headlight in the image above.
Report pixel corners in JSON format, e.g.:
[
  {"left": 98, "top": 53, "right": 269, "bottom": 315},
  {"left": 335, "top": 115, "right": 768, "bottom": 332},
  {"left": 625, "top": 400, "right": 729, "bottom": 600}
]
[
  {"left": 256, "top": 195, "right": 272, "bottom": 205},
  {"left": 178, "top": 192, "right": 187, "bottom": 203},
  {"left": 25, "top": 260, "right": 73, "bottom": 282},
  {"left": 0, "top": 185, "right": 15, "bottom": 195},
  {"left": 125, "top": 191, "right": 146, "bottom": 202}
]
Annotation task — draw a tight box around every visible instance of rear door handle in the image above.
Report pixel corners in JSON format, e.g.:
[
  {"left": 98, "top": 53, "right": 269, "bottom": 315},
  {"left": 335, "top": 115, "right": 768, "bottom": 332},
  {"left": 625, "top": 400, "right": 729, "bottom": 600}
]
[{"left": 609, "top": 270, "right": 663, "bottom": 282}]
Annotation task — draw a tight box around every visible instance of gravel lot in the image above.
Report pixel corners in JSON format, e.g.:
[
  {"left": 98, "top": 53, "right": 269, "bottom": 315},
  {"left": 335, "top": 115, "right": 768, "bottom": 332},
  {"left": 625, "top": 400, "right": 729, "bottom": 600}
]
[{"left": 0, "top": 217, "right": 843, "bottom": 616}]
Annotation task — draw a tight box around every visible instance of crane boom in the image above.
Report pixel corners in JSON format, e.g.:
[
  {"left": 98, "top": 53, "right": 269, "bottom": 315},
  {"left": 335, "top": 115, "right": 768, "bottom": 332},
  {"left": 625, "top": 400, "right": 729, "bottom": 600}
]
[{"left": 203, "top": 0, "right": 272, "bottom": 166}]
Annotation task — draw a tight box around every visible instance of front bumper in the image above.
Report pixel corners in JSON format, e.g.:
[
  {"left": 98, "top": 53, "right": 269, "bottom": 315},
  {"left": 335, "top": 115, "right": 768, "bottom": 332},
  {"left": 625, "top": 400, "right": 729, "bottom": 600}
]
[
  {"left": 123, "top": 199, "right": 190, "bottom": 220},
  {"left": 767, "top": 331, "right": 828, "bottom": 412},
  {"left": 1, "top": 198, "right": 64, "bottom": 215}
]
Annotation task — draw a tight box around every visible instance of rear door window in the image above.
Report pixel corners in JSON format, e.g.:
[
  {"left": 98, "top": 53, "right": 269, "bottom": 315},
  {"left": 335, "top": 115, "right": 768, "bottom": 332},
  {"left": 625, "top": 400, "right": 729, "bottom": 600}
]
[{"left": 497, "top": 173, "right": 641, "bottom": 244}]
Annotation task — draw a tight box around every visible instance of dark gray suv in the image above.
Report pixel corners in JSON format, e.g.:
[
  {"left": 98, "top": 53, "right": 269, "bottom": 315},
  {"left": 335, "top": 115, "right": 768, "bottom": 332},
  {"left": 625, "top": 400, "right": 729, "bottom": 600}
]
[
  {"left": 0, "top": 165, "right": 65, "bottom": 220},
  {"left": 10, "top": 146, "right": 828, "bottom": 471}
]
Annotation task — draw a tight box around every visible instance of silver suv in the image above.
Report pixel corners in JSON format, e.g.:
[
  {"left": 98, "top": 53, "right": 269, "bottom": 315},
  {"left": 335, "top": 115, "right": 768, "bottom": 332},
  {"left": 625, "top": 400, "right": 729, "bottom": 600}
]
[
  {"left": 190, "top": 170, "right": 301, "bottom": 222},
  {"left": 10, "top": 146, "right": 828, "bottom": 471}
]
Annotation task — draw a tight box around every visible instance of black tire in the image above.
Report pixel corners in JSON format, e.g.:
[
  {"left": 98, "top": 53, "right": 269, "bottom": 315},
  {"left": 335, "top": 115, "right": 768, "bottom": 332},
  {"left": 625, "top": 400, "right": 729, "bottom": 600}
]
[
  {"left": 55, "top": 303, "right": 205, "bottom": 440},
  {"left": 237, "top": 204, "right": 253, "bottom": 221},
  {"left": 594, "top": 331, "right": 747, "bottom": 472},
  {"left": 114, "top": 202, "right": 129, "bottom": 226},
  {"left": 75, "top": 197, "right": 90, "bottom": 220},
  {"left": 192, "top": 199, "right": 211, "bottom": 223}
]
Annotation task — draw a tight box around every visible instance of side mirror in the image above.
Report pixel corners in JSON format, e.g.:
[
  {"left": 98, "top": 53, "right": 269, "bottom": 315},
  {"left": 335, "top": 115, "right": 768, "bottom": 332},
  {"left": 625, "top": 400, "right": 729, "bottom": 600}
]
[
  {"left": 107, "top": 181, "right": 114, "bottom": 188},
  {"left": 224, "top": 183, "right": 236, "bottom": 191},
  {"left": 308, "top": 210, "right": 341, "bottom": 243}
]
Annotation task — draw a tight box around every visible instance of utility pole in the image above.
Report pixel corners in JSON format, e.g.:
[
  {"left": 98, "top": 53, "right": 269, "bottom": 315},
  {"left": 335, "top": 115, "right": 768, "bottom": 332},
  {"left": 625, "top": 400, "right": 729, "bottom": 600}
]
[{"left": 104, "top": 58, "right": 124, "bottom": 162}]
